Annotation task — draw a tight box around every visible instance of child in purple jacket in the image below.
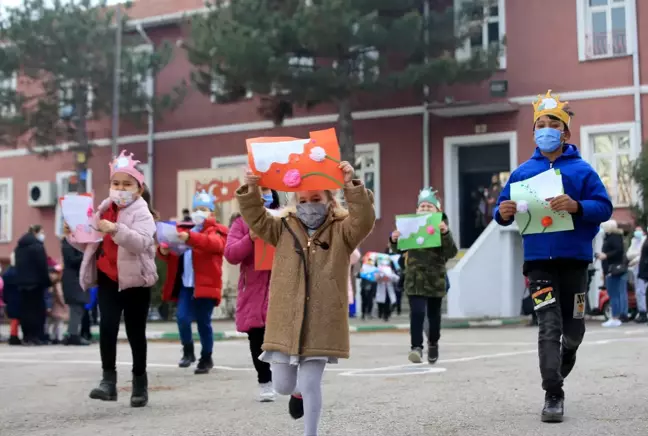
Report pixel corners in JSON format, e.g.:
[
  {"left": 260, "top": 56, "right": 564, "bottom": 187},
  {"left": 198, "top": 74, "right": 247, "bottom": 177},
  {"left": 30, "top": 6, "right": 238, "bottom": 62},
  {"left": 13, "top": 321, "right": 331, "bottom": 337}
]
[{"left": 224, "top": 188, "right": 280, "bottom": 403}]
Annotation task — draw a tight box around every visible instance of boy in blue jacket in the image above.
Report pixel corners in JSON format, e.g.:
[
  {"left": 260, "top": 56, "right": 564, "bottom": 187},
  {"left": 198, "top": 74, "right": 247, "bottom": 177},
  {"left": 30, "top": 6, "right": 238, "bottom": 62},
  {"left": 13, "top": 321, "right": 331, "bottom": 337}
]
[{"left": 494, "top": 90, "right": 612, "bottom": 423}]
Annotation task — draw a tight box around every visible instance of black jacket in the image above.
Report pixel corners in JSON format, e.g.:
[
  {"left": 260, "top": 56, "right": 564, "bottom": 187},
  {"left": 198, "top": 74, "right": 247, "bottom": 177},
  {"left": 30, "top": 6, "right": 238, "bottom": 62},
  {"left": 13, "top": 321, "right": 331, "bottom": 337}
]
[
  {"left": 601, "top": 232, "right": 625, "bottom": 275},
  {"left": 638, "top": 239, "right": 648, "bottom": 281},
  {"left": 13, "top": 232, "right": 51, "bottom": 290},
  {"left": 61, "top": 238, "right": 88, "bottom": 305}
]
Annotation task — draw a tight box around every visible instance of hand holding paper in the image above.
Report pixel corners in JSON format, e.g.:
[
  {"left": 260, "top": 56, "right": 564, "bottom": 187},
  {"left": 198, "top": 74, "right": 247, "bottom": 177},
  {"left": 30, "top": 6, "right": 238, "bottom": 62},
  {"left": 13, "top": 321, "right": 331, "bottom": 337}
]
[
  {"left": 395, "top": 213, "right": 444, "bottom": 250},
  {"left": 60, "top": 194, "right": 102, "bottom": 243}
]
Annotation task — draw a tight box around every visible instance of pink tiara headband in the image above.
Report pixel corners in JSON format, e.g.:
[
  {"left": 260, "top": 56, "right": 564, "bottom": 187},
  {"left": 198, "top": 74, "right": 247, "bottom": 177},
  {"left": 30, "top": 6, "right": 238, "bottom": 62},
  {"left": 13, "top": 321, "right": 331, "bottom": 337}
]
[{"left": 109, "top": 150, "right": 145, "bottom": 185}]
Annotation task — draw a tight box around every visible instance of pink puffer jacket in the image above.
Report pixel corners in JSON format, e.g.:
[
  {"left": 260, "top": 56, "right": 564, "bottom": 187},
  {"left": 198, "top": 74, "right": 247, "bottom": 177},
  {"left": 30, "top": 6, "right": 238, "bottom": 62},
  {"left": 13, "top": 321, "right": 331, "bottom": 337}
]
[{"left": 224, "top": 215, "right": 271, "bottom": 333}]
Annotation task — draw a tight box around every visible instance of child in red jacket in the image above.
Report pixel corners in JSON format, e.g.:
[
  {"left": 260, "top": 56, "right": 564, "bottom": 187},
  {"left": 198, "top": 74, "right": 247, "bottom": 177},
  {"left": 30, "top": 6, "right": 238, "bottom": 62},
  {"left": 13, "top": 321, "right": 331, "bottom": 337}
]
[{"left": 159, "top": 190, "right": 228, "bottom": 374}]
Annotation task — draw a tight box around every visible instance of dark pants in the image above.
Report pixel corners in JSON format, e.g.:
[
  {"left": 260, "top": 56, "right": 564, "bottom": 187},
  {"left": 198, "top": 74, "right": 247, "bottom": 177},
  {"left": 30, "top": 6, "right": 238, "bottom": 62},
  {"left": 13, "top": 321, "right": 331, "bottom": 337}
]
[
  {"left": 527, "top": 264, "right": 588, "bottom": 396},
  {"left": 97, "top": 271, "right": 151, "bottom": 376},
  {"left": 67, "top": 303, "right": 85, "bottom": 336},
  {"left": 409, "top": 295, "right": 443, "bottom": 348},
  {"left": 394, "top": 288, "right": 403, "bottom": 315},
  {"left": 19, "top": 287, "right": 46, "bottom": 343},
  {"left": 248, "top": 327, "right": 271, "bottom": 384},
  {"left": 176, "top": 286, "right": 215, "bottom": 358},
  {"left": 361, "top": 287, "right": 375, "bottom": 318},
  {"left": 81, "top": 309, "right": 92, "bottom": 340}
]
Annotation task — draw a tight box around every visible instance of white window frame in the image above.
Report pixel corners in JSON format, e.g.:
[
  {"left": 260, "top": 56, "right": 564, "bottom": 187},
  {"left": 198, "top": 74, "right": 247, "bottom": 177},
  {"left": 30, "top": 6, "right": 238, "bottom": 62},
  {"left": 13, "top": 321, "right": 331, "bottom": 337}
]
[
  {"left": 210, "top": 73, "right": 253, "bottom": 103},
  {"left": 354, "top": 143, "right": 381, "bottom": 219},
  {"left": 211, "top": 154, "right": 248, "bottom": 169},
  {"left": 0, "top": 178, "right": 14, "bottom": 243},
  {"left": 58, "top": 79, "right": 94, "bottom": 117},
  {"left": 126, "top": 44, "right": 154, "bottom": 111},
  {"left": 54, "top": 170, "right": 94, "bottom": 237},
  {"left": 580, "top": 122, "right": 639, "bottom": 207},
  {"left": 454, "top": 0, "right": 507, "bottom": 69},
  {"left": 576, "top": 0, "right": 636, "bottom": 61},
  {"left": 0, "top": 72, "right": 17, "bottom": 118}
]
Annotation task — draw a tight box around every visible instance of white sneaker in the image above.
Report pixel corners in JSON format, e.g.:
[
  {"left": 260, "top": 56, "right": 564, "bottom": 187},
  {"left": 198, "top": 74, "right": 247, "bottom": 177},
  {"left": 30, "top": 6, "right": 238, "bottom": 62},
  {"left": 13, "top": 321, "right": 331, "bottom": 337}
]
[
  {"left": 259, "top": 382, "right": 276, "bottom": 402},
  {"left": 602, "top": 319, "right": 622, "bottom": 327}
]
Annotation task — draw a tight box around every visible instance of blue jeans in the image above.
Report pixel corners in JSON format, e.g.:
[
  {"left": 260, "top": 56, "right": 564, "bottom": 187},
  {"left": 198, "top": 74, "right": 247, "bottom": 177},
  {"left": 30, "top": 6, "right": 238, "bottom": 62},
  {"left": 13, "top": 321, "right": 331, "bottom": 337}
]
[
  {"left": 176, "top": 287, "right": 215, "bottom": 357},
  {"left": 606, "top": 273, "right": 629, "bottom": 318}
]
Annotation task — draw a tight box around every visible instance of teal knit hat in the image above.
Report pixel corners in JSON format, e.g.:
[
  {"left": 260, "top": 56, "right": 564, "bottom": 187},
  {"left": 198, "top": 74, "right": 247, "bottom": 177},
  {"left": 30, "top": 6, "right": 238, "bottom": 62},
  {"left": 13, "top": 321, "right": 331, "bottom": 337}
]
[{"left": 418, "top": 187, "right": 440, "bottom": 208}]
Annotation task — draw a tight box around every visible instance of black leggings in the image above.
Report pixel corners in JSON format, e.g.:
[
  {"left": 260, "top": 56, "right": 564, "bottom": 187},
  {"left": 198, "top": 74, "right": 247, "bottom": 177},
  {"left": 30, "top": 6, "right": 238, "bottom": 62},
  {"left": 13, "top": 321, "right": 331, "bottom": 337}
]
[
  {"left": 19, "top": 287, "right": 46, "bottom": 342},
  {"left": 97, "top": 271, "right": 151, "bottom": 376},
  {"left": 248, "top": 327, "right": 271, "bottom": 384}
]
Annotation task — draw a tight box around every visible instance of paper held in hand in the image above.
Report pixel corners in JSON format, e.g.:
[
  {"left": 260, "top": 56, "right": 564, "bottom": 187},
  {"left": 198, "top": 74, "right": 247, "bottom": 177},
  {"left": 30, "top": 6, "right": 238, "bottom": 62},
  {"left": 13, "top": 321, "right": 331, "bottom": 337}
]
[
  {"left": 395, "top": 213, "right": 444, "bottom": 250},
  {"left": 156, "top": 222, "right": 189, "bottom": 255},
  {"left": 510, "top": 168, "right": 574, "bottom": 235},
  {"left": 60, "top": 194, "right": 102, "bottom": 243}
]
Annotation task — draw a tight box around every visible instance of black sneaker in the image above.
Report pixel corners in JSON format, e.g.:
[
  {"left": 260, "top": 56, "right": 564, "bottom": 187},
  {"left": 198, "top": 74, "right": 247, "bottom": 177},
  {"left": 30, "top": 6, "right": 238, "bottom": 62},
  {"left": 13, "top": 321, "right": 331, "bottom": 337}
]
[
  {"left": 635, "top": 312, "right": 648, "bottom": 324},
  {"left": 560, "top": 348, "right": 577, "bottom": 379},
  {"left": 408, "top": 347, "right": 423, "bottom": 364},
  {"left": 194, "top": 355, "right": 214, "bottom": 374},
  {"left": 428, "top": 343, "right": 439, "bottom": 364},
  {"left": 8, "top": 336, "right": 22, "bottom": 346},
  {"left": 289, "top": 394, "right": 304, "bottom": 419},
  {"left": 65, "top": 335, "right": 91, "bottom": 346},
  {"left": 620, "top": 315, "right": 630, "bottom": 323},
  {"left": 179, "top": 344, "right": 196, "bottom": 368},
  {"left": 541, "top": 393, "right": 564, "bottom": 423}
]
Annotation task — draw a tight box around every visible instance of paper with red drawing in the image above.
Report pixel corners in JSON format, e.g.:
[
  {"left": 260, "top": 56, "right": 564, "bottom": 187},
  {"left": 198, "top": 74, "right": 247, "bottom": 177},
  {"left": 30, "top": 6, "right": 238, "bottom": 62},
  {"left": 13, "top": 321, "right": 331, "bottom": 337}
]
[
  {"left": 60, "top": 194, "right": 102, "bottom": 243},
  {"left": 246, "top": 128, "right": 344, "bottom": 192}
]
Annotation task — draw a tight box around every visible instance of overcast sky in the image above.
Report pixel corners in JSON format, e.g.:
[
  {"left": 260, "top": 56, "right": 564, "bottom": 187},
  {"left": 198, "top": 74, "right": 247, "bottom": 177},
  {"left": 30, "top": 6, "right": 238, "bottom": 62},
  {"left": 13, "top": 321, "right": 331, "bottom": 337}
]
[{"left": 1, "top": 0, "right": 127, "bottom": 12}]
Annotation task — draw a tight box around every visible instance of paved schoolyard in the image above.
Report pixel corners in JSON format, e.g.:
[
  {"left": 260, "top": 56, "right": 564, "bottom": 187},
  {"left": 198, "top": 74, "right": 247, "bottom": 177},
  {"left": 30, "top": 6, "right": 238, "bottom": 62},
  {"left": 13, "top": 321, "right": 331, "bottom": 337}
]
[{"left": 1, "top": 324, "right": 647, "bottom": 436}]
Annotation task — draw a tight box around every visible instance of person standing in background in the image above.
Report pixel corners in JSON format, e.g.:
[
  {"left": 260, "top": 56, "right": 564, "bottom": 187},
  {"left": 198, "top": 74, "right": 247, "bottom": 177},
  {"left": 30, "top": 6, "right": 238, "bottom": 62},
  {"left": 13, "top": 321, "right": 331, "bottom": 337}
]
[
  {"left": 627, "top": 226, "right": 647, "bottom": 323},
  {"left": 14, "top": 225, "right": 51, "bottom": 345},
  {"left": 61, "top": 238, "right": 91, "bottom": 345},
  {"left": 2, "top": 252, "right": 21, "bottom": 345}
]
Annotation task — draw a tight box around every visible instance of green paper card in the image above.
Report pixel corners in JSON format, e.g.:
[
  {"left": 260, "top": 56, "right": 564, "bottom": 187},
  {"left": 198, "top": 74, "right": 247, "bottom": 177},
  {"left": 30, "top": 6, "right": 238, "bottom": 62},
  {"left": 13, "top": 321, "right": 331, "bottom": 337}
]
[
  {"left": 396, "top": 213, "right": 444, "bottom": 250},
  {"left": 510, "top": 169, "right": 574, "bottom": 235}
]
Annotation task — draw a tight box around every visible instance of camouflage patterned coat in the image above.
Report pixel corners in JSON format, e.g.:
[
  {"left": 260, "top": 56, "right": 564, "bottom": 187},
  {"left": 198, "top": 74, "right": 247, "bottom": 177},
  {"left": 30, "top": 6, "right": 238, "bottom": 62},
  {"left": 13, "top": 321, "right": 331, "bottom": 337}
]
[{"left": 390, "top": 218, "right": 458, "bottom": 299}]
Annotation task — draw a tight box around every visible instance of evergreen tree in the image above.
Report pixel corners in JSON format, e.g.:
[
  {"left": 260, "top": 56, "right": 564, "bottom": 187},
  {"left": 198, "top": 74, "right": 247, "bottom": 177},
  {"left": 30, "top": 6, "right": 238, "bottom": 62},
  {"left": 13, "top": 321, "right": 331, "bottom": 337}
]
[
  {"left": 186, "top": 0, "right": 500, "bottom": 163},
  {"left": 0, "top": 0, "right": 186, "bottom": 192}
]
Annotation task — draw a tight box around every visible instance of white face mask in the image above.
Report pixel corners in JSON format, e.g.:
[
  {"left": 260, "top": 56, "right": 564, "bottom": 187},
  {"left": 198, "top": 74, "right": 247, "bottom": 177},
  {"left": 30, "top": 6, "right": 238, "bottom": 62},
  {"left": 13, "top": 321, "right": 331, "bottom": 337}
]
[
  {"left": 110, "top": 189, "right": 136, "bottom": 207},
  {"left": 191, "top": 210, "right": 210, "bottom": 225},
  {"left": 36, "top": 233, "right": 45, "bottom": 242}
]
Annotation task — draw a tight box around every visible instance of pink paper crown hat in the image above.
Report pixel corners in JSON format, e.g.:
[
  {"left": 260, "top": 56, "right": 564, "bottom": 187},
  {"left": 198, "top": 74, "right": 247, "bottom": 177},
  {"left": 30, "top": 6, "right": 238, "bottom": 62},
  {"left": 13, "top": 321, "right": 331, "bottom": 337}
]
[{"left": 110, "top": 150, "right": 145, "bottom": 185}]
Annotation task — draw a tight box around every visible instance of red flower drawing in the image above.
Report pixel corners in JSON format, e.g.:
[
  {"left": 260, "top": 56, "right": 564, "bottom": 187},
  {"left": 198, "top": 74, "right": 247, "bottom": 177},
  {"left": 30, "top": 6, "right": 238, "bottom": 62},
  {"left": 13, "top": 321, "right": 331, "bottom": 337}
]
[{"left": 541, "top": 216, "right": 553, "bottom": 233}]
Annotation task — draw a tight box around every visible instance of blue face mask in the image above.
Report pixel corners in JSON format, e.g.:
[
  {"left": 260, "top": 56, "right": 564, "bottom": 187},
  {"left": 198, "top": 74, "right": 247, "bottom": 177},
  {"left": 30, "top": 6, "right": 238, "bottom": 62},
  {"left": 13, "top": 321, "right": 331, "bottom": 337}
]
[
  {"left": 635, "top": 230, "right": 644, "bottom": 239},
  {"left": 262, "top": 193, "right": 274, "bottom": 208},
  {"left": 534, "top": 128, "right": 563, "bottom": 153}
]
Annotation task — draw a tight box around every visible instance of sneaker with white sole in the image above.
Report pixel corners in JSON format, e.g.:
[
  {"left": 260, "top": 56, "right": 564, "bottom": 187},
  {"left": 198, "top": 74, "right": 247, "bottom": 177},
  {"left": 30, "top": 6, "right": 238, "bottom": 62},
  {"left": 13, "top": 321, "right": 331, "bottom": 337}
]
[
  {"left": 259, "top": 382, "right": 276, "bottom": 402},
  {"left": 602, "top": 318, "right": 622, "bottom": 327},
  {"left": 408, "top": 347, "right": 423, "bottom": 363}
]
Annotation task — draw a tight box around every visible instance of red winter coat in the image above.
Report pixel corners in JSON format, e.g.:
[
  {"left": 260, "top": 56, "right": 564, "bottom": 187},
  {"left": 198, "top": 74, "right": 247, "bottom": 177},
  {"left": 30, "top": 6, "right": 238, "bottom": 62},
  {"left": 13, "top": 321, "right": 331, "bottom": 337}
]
[{"left": 159, "top": 219, "right": 228, "bottom": 304}]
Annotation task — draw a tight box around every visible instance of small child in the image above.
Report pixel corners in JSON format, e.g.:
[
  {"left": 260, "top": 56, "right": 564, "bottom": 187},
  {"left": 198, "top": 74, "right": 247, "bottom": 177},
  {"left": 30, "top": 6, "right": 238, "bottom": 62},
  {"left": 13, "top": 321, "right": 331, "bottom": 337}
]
[
  {"left": 159, "top": 190, "right": 229, "bottom": 375},
  {"left": 375, "top": 255, "right": 398, "bottom": 322},
  {"left": 46, "top": 265, "right": 68, "bottom": 344},
  {"left": 65, "top": 150, "right": 158, "bottom": 408},
  {"left": 390, "top": 187, "right": 458, "bottom": 364}
]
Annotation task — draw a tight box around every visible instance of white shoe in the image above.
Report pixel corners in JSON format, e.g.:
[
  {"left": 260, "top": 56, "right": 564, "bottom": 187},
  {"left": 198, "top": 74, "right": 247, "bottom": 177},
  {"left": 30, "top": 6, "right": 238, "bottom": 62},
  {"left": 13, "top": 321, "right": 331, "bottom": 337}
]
[
  {"left": 602, "top": 319, "right": 622, "bottom": 327},
  {"left": 259, "top": 382, "right": 276, "bottom": 402}
]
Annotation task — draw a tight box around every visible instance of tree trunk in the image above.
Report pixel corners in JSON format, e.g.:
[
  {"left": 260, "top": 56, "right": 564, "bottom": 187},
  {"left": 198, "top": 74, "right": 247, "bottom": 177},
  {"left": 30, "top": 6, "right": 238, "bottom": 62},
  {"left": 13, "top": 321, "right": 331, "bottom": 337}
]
[{"left": 337, "top": 97, "right": 355, "bottom": 165}]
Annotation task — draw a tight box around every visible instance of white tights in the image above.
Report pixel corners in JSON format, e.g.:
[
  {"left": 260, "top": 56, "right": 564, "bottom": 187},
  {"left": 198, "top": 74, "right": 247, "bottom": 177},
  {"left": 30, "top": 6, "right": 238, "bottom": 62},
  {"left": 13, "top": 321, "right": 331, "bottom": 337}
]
[{"left": 271, "top": 360, "right": 327, "bottom": 436}]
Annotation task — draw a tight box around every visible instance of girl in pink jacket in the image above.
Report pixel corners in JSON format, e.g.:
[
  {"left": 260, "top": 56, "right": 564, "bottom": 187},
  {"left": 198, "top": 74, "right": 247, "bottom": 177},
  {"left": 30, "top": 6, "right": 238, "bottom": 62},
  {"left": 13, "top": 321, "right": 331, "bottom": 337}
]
[
  {"left": 65, "top": 151, "right": 157, "bottom": 409},
  {"left": 224, "top": 188, "right": 280, "bottom": 403}
]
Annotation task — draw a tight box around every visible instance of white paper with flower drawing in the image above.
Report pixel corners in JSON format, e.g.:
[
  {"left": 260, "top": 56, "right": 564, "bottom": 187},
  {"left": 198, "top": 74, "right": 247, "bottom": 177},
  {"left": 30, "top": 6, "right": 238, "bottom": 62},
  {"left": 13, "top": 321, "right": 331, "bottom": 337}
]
[{"left": 245, "top": 128, "right": 344, "bottom": 192}]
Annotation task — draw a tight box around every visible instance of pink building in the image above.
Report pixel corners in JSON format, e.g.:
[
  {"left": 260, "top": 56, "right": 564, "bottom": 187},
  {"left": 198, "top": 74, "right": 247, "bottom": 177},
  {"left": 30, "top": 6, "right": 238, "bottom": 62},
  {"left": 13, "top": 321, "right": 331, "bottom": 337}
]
[{"left": 1, "top": 0, "right": 647, "bottom": 263}]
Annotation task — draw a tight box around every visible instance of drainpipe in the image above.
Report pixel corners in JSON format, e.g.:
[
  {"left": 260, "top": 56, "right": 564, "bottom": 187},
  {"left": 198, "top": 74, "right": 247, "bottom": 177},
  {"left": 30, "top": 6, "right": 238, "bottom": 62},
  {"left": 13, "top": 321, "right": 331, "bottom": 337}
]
[
  {"left": 632, "top": 1, "right": 643, "bottom": 151},
  {"left": 136, "top": 24, "right": 156, "bottom": 205},
  {"left": 422, "top": 0, "right": 430, "bottom": 188}
]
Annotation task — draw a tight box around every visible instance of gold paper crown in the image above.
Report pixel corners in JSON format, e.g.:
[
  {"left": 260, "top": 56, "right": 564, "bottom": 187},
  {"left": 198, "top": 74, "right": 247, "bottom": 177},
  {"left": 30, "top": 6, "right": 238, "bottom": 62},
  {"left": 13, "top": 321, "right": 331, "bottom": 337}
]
[{"left": 532, "top": 90, "right": 571, "bottom": 127}]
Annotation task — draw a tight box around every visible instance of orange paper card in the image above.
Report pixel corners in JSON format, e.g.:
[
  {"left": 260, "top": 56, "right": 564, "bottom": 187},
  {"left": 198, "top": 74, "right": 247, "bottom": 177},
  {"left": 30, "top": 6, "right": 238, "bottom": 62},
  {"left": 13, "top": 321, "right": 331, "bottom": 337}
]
[
  {"left": 246, "top": 128, "right": 344, "bottom": 192},
  {"left": 254, "top": 239, "right": 275, "bottom": 271}
]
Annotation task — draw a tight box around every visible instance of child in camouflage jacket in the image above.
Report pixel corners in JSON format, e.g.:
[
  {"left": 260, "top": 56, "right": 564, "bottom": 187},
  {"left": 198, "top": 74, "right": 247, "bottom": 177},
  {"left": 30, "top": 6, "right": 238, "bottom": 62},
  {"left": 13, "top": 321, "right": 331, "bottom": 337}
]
[{"left": 390, "top": 188, "right": 458, "bottom": 364}]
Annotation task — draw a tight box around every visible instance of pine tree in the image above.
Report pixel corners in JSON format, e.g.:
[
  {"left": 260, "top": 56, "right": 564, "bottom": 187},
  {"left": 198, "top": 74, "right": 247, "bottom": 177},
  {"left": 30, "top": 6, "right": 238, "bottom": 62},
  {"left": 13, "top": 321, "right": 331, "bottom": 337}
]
[
  {"left": 186, "top": 0, "right": 501, "bottom": 163},
  {"left": 0, "top": 0, "right": 186, "bottom": 192}
]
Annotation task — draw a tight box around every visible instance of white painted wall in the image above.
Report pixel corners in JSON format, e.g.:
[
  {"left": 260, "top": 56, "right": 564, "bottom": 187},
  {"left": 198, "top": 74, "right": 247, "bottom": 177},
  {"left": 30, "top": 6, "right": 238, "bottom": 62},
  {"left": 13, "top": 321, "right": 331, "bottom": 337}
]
[{"left": 447, "top": 221, "right": 525, "bottom": 318}]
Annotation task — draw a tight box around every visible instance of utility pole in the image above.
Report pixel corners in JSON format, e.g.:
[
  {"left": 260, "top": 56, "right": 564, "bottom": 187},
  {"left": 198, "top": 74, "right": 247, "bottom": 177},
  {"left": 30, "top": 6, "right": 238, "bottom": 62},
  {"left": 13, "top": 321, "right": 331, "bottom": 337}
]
[{"left": 111, "top": 5, "right": 122, "bottom": 157}]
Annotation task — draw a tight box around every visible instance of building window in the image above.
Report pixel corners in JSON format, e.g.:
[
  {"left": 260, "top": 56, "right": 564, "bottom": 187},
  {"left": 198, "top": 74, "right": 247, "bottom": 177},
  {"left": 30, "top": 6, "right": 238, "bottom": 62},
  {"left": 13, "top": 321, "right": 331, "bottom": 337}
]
[
  {"left": 455, "top": 0, "right": 506, "bottom": 69},
  {"left": 58, "top": 79, "right": 94, "bottom": 118},
  {"left": 354, "top": 143, "right": 381, "bottom": 219},
  {"left": 210, "top": 73, "right": 253, "bottom": 103},
  {"left": 54, "top": 170, "right": 93, "bottom": 237},
  {"left": 0, "top": 72, "right": 17, "bottom": 118},
  {"left": 0, "top": 178, "right": 13, "bottom": 243},
  {"left": 124, "top": 44, "right": 154, "bottom": 111},
  {"left": 577, "top": 0, "right": 632, "bottom": 60},
  {"left": 591, "top": 132, "right": 632, "bottom": 206}
]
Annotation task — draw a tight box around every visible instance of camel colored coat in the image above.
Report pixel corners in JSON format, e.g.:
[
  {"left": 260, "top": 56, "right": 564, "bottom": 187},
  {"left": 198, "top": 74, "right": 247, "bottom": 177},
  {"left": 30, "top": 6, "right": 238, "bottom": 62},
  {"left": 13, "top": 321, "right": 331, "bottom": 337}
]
[{"left": 236, "top": 180, "right": 375, "bottom": 359}]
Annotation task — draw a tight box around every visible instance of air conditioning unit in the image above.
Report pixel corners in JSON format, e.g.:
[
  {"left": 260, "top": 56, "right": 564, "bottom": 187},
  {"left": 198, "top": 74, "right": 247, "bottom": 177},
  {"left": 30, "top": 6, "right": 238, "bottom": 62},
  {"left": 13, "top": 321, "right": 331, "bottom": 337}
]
[{"left": 28, "top": 181, "right": 57, "bottom": 207}]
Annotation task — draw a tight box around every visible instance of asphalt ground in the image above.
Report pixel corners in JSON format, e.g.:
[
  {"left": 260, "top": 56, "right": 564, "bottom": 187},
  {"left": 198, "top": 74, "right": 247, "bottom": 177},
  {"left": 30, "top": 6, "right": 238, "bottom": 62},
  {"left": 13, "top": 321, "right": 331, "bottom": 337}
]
[{"left": 1, "top": 323, "right": 647, "bottom": 436}]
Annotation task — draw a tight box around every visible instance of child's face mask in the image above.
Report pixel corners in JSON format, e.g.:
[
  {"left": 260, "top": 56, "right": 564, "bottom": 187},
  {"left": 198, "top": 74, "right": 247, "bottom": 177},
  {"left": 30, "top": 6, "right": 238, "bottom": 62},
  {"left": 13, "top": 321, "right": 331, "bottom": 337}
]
[
  {"left": 191, "top": 208, "right": 211, "bottom": 225},
  {"left": 296, "top": 203, "right": 328, "bottom": 230},
  {"left": 262, "top": 193, "right": 274, "bottom": 207},
  {"left": 110, "top": 189, "right": 137, "bottom": 207}
]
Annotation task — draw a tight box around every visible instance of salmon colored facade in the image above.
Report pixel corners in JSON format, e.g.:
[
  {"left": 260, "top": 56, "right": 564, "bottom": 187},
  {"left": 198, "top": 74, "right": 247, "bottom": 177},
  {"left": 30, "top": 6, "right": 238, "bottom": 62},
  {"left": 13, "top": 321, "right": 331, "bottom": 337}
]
[{"left": 1, "top": 0, "right": 648, "bottom": 262}]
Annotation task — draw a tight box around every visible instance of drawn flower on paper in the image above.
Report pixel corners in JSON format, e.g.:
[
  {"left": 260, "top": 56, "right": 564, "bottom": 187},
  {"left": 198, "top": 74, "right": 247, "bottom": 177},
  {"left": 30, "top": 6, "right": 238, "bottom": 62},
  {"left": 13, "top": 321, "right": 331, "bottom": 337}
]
[
  {"left": 416, "top": 236, "right": 425, "bottom": 245},
  {"left": 86, "top": 207, "right": 94, "bottom": 218},
  {"left": 308, "top": 146, "right": 340, "bottom": 164},
  {"left": 541, "top": 216, "right": 553, "bottom": 233},
  {"left": 516, "top": 200, "right": 528, "bottom": 214},
  {"left": 283, "top": 170, "right": 302, "bottom": 188},
  {"left": 426, "top": 225, "right": 435, "bottom": 235}
]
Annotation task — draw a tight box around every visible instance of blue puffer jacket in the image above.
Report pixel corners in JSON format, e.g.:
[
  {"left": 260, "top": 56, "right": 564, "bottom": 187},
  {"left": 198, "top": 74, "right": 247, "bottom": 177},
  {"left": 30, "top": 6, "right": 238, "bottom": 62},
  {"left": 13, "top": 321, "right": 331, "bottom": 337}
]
[{"left": 494, "top": 144, "right": 613, "bottom": 262}]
